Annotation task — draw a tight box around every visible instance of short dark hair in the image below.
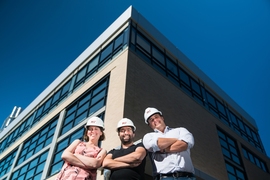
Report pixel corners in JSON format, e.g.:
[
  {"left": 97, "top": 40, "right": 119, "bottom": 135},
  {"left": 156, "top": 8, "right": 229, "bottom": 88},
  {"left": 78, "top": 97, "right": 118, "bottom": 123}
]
[{"left": 117, "top": 126, "right": 135, "bottom": 133}]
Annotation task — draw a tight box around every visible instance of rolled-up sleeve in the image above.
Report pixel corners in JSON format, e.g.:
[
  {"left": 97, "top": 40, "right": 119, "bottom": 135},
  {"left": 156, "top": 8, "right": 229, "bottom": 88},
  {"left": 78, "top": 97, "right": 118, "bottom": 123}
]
[
  {"left": 142, "top": 133, "right": 160, "bottom": 152},
  {"left": 179, "top": 127, "right": 194, "bottom": 149}
]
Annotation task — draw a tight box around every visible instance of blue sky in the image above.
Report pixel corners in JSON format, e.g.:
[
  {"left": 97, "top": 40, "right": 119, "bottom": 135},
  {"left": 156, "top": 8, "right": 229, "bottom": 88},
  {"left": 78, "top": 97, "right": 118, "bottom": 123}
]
[{"left": 1, "top": 0, "right": 269, "bottom": 157}]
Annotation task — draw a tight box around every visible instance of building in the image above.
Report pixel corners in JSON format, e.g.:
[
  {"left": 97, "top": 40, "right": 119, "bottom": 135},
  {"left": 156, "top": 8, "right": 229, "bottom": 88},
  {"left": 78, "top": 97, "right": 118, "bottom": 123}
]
[{"left": 0, "top": 6, "right": 269, "bottom": 180}]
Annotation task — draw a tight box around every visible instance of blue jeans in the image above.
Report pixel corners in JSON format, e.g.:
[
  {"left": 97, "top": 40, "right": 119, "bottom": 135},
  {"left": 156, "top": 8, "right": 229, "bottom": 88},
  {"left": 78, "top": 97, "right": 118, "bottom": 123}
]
[{"left": 156, "top": 177, "right": 196, "bottom": 180}]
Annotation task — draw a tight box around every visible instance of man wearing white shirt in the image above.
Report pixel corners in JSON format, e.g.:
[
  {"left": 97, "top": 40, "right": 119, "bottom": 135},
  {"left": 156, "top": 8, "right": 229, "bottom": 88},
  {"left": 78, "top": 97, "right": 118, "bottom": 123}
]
[{"left": 142, "top": 107, "right": 196, "bottom": 180}]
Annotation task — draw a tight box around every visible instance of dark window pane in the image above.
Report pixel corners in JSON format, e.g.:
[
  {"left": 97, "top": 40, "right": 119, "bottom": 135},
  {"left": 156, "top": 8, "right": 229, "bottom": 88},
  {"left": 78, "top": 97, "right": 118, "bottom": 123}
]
[
  {"left": 44, "top": 98, "right": 52, "bottom": 111},
  {"left": 29, "top": 158, "right": 38, "bottom": 169},
  {"left": 87, "top": 56, "right": 99, "bottom": 74},
  {"left": 45, "top": 136, "right": 53, "bottom": 146},
  {"left": 238, "top": 121, "right": 245, "bottom": 131},
  {"left": 228, "top": 174, "right": 237, "bottom": 180},
  {"left": 76, "top": 103, "right": 89, "bottom": 116},
  {"left": 180, "top": 69, "right": 190, "bottom": 86},
  {"left": 56, "top": 139, "right": 69, "bottom": 152},
  {"left": 66, "top": 105, "right": 77, "bottom": 117},
  {"left": 89, "top": 100, "right": 104, "bottom": 114},
  {"left": 217, "top": 101, "right": 226, "bottom": 116},
  {"left": 251, "top": 131, "right": 259, "bottom": 142},
  {"left": 75, "top": 66, "right": 87, "bottom": 84},
  {"left": 152, "top": 46, "right": 165, "bottom": 65},
  {"left": 236, "top": 169, "right": 245, "bottom": 179},
  {"left": 62, "top": 80, "right": 71, "bottom": 96},
  {"left": 35, "top": 106, "right": 44, "bottom": 118},
  {"left": 219, "top": 139, "right": 228, "bottom": 149},
  {"left": 137, "top": 33, "right": 150, "bottom": 53},
  {"left": 228, "top": 138, "right": 235, "bottom": 146},
  {"left": 71, "top": 128, "right": 84, "bottom": 141},
  {"left": 230, "top": 112, "right": 238, "bottom": 125},
  {"left": 93, "top": 80, "right": 107, "bottom": 96},
  {"left": 166, "top": 57, "right": 178, "bottom": 76},
  {"left": 100, "top": 43, "right": 113, "bottom": 61},
  {"left": 52, "top": 90, "right": 61, "bottom": 104},
  {"left": 249, "top": 152, "right": 255, "bottom": 163},
  {"left": 64, "top": 113, "right": 75, "bottom": 126},
  {"left": 226, "top": 163, "right": 234, "bottom": 174},
  {"left": 36, "top": 162, "right": 45, "bottom": 173},
  {"left": 50, "top": 161, "right": 64, "bottom": 176},
  {"left": 222, "top": 148, "right": 230, "bottom": 158},
  {"left": 206, "top": 91, "right": 216, "bottom": 107},
  {"left": 12, "top": 170, "right": 19, "bottom": 178},
  {"left": 20, "top": 165, "right": 28, "bottom": 175},
  {"left": 190, "top": 78, "right": 201, "bottom": 95},
  {"left": 39, "top": 151, "right": 48, "bottom": 162},
  {"left": 242, "top": 148, "right": 248, "bottom": 158},
  {"left": 33, "top": 173, "right": 42, "bottom": 180},
  {"left": 61, "top": 122, "right": 73, "bottom": 135},
  {"left": 74, "top": 112, "right": 88, "bottom": 125},
  {"left": 254, "top": 157, "right": 261, "bottom": 167},
  {"left": 26, "top": 168, "right": 35, "bottom": 179},
  {"left": 232, "top": 154, "right": 240, "bottom": 164},
  {"left": 114, "top": 33, "right": 123, "bottom": 50},
  {"left": 91, "top": 90, "right": 106, "bottom": 105},
  {"left": 131, "top": 27, "right": 136, "bottom": 45},
  {"left": 245, "top": 125, "right": 252, "bottom": 137}
]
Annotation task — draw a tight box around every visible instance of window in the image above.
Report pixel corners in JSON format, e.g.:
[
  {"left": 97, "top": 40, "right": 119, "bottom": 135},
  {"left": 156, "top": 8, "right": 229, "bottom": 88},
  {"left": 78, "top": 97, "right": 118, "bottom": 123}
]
[
  {"left": 218, "top": 129, "right": 247, "bottom": 179},
  {"left": 11, "top": 151, "right": 48, "bottom": 180},
  {"left": 152, "top": 45, "right": 165, "bottom": 65},
  {"left": 16, "top": 117, "right": 58, "bottom": 165},
  {"left": 100, "top": 43, "right": 113, "bottom": 64},
  {"left": 218, "top": 130, "right": 241, "bottom": 165},
  {"left": 49, "top": 127, "right": 84, "bottom": 176},
  {"left": 61, "top": 77, "right": 109, "bottom": 136},
  {"left": 166, "top": 57, "right": 178, "bottom": 77},
  {"left": 242, "top": 147, "right": 268, "bottom": 172},
  {"left": 226, "top": 162, "right": 246, "bottom": 180},
  {"left": 0, "top": 149, "right": 17, "bottom": 177},
  {"left": 137, "top": 33, "right": 151, "bottom": 54},
  {"left": 75, "top": 66, "right": 87, "bottom": 86},
  {"left": 0, "top": 116, "right": 32, "bottom": 153}
]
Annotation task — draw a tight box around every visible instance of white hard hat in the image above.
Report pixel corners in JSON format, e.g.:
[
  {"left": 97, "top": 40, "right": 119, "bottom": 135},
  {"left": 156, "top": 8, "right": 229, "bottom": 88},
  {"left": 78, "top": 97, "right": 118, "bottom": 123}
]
[
  {"left": 117, "top": 118, "right": 136, "bottom": 132},
  {"left": 144, "top": 107, "right": 162, "bottom": 124},
  {"left": 85, "top": 116, "right": 104, "bottom": 130}
]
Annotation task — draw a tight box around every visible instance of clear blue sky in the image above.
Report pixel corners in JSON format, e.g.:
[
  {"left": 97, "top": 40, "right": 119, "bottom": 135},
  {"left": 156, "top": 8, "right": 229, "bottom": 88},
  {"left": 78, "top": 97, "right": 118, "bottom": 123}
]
[{"left": 1, "top": 0, "right": 269, "bottom": 157}]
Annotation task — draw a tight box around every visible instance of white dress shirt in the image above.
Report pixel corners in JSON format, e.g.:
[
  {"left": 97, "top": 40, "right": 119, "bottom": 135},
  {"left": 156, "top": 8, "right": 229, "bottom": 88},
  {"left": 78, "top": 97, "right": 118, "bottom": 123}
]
[{"left": 143, "top": 126, "right": 195, "bottom": 174}]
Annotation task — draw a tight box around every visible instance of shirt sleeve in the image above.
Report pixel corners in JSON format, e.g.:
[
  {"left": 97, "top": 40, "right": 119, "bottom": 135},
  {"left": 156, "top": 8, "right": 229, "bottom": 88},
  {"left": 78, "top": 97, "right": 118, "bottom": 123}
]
[
  {"left": 179, "top": 127, "right": 194, "bottom": 149},
  {"left": 142, "top": 133, "right": 160, "bottom": 152}
]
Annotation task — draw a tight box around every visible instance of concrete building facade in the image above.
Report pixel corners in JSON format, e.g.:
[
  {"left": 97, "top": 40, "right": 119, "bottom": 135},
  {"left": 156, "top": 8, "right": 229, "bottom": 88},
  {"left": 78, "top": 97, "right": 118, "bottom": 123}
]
[{"left": 0, "top": 6, "right": 269, "bottom": 180}]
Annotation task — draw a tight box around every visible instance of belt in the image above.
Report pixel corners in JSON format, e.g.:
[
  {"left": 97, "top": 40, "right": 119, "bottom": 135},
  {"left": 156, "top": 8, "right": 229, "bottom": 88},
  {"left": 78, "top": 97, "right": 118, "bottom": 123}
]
[{"left": 157, "top": 171, "right": 194, "bottom": 179}]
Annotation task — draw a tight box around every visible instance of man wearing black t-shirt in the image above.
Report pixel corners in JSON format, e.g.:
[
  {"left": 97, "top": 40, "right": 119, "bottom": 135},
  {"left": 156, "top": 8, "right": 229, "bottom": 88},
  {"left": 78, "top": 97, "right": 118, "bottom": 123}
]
[{"left": 102, "top": 118, "right": 147, "bottom": 180}]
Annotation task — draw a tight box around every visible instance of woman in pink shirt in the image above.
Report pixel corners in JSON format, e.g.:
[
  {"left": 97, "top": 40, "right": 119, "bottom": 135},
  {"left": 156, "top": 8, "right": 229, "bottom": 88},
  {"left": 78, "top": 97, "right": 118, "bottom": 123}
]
[{"left": 56, "top": 116, "right": 107, "bottom": 180}]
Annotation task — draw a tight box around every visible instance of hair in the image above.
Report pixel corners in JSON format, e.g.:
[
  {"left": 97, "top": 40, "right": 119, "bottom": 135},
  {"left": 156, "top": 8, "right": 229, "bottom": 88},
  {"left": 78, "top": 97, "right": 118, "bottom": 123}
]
[
  {"left": 83, "top": 127, "right": 105, "bottom": 142},
  {"left": 117, "top": 126, "right": 135, "bottom": 133}
]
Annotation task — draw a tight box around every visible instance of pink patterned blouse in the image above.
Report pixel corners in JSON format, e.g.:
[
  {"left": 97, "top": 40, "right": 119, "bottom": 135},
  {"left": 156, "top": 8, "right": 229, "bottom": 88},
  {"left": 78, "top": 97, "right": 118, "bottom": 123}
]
[{"left": 55, "top": 141, "right": 102, "bottom": 180}]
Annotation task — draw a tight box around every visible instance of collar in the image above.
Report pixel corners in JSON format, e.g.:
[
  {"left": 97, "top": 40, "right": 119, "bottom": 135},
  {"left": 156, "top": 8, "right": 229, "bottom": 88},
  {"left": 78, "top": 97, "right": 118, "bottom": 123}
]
[{"left": 154, "top": 126, "right": 170, "bottom": 133}]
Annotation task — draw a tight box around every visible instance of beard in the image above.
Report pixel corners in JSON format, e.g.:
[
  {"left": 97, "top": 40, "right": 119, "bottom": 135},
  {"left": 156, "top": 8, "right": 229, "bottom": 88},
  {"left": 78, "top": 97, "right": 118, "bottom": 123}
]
[{"left": 120, "top": 135, "right": 133, "bottom": 145}]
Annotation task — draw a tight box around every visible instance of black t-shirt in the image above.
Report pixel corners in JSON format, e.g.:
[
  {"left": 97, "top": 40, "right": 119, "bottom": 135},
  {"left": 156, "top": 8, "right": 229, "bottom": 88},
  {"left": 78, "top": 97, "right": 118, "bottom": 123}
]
[{"left": 108, "top": 143, "right": 146, "bottom": 180}]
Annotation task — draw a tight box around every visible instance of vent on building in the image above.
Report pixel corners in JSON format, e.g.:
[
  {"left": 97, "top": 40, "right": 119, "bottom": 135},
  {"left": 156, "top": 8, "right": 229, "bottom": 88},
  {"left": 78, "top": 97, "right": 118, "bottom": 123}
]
[{"left": 0, "top": 106, "right": 22, "bottom": 132}]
